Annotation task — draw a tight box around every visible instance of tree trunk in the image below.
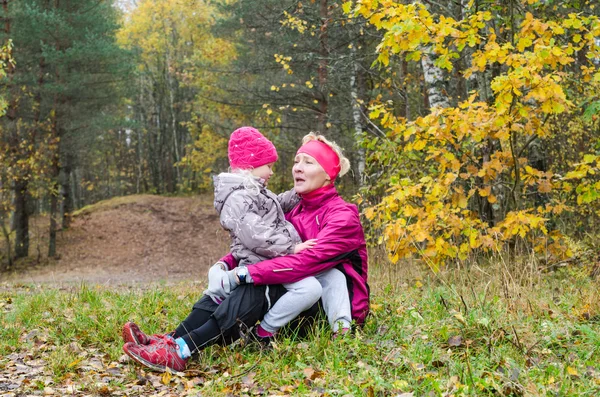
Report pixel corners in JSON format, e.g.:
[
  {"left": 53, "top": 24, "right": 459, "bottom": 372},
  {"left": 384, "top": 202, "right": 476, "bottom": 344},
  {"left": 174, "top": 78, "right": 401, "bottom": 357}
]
[
  {"left": 400, "top": 58, "right": 411, "bottom": 120},
  {"left": 48, "top": 3, "right": 62, "bottom": 257},
  {"left": 48, "top": 112, "right": 60, "bottom": 258},
  {"left": 350, "top": 45, "right": 365, "bottom": 186},
  {"left": 60, "top": 157, "right": 73, "bottom": 229},
  {"left": 317, "top": 0, "right": 329, "bottom": 132},
  {"left": 421, "top": 49, "right": 450, "bottom": 109},
  {"left": 136, "top": 76, "right": 145, "bottom": 194},
  {"left": 13, "top": 180, "right": 30, "bottom": 259},
  {"left": 48, "top": 183, "right": 59, "bottom": 258},
  {"left": 165, "top": 42, "right": 181, "bottom": 188},
  {"left": 71, "top": 167, "right": 80, "bottom": 210},
  {"left": 2, "top": 0, "right": 29, "bottom": 260},
  {"left": 1, "top": 221, "right": 12, "bottom": 268}
]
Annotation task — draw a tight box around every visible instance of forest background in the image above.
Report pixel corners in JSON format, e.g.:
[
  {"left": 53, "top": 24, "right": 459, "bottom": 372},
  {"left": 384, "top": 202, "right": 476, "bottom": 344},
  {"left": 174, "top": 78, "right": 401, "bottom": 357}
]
[
  {"left": 0, "top": 0, "right": 599, "bottom": 395},
  {"left": 0, "top": 0, "right": 599, "bottom": 269}
]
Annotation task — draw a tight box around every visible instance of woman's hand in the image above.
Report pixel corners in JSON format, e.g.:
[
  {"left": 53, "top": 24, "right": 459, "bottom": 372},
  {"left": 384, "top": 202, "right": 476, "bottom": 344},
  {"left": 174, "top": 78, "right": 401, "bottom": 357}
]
[{"left": 293, "top": 239, "right": 317, "bottom": 254}]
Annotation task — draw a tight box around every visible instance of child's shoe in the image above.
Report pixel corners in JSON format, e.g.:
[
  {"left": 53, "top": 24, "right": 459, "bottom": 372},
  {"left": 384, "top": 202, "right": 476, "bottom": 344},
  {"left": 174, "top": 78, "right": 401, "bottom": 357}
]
[
  {"left": 122, "top": 322, "right": 166, "bottom": 345},
  {"left": 250, "top": 324, "right": 275, "bottom": 349},
  {"left": 123, "top": 338, "right": 188, "bottom": 372}
]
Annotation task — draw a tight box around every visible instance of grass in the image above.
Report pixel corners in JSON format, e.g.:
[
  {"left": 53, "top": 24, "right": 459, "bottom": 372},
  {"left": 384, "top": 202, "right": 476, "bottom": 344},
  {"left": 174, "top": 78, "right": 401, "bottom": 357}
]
[{"left": 1, "top": 259, "right": 599, "bottom": 396}]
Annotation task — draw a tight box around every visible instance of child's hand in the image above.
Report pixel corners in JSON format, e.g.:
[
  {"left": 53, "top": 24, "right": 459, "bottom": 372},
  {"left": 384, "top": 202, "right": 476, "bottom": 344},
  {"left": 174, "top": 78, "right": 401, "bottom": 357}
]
[
  {"left": 205, "top": 262, "right": 229, "bottom": 303},
  {"left": 294, "top": 239, "right": 318, "bottom": 253}
]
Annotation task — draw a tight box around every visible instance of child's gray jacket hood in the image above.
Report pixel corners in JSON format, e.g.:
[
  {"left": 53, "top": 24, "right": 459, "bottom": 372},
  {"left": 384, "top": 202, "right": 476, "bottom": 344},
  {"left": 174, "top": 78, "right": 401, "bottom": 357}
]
[{"left": 213, "top": 172, "right": 301, "bottom": 266}]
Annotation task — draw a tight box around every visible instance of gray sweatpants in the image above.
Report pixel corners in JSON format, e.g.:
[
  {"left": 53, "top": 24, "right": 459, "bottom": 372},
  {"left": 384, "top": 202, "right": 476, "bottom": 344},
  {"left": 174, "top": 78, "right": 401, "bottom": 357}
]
[{"left": 260, "top": 268, "right": 352, "bottom": 334}]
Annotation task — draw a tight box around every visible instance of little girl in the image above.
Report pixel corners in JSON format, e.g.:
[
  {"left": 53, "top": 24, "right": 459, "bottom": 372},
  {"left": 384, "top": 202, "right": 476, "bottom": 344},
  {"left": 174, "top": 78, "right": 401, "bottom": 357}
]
[{"left": 206, "top": 126, "right": 351, "bottom": 344}]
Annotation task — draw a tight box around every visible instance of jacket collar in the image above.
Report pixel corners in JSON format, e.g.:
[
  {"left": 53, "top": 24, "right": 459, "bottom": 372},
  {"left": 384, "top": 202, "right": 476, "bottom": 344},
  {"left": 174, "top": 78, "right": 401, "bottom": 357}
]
[{"left": 299, "top": 184, "right": 337, "bottom": 209}]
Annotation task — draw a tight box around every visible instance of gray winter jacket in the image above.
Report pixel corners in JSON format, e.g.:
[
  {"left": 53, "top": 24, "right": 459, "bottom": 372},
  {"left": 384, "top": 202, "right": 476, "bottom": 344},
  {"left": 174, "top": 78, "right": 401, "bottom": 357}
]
[{"left": 213, "top": 172, "right": 301, "bottom": 267}]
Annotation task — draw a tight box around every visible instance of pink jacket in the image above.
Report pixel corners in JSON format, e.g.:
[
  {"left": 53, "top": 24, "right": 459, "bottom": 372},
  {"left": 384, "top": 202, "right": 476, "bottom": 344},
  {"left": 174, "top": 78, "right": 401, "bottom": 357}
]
[{"left": 222, "top": 184, "right": 370, "bottom": 324}]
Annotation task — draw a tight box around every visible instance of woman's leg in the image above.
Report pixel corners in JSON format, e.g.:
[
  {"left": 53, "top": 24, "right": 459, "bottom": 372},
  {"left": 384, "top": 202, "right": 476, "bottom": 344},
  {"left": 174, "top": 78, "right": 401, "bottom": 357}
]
[
  {"left": 259, "top": 277, "right": 322, "bottom": 334},
  {"left": 316, "top": 268, "right": 351, "bottom": 332}
]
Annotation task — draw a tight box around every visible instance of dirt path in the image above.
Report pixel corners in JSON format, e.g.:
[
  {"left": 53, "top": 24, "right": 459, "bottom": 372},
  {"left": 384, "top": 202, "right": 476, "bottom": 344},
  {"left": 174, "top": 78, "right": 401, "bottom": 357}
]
[{"left": 0, "top": 195, "right": 230, "bottom": 285}]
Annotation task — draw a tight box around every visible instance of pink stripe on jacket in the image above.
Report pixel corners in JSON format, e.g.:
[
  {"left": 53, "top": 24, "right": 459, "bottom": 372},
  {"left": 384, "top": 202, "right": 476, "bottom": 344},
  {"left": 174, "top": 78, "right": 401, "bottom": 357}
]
[{"left": 222, "top": 184, "right": 370, "bottom": 324}]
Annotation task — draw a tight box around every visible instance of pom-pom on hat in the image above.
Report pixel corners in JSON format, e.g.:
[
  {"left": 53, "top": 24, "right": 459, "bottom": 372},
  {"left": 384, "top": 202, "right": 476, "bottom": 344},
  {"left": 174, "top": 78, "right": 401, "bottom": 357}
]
[{"left": 228, "top": 126, "right": 278, "bottom": 170}]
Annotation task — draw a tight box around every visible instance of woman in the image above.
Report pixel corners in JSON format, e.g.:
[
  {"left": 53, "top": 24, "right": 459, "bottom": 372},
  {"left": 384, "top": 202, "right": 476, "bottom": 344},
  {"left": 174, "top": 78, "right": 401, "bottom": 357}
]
[{"left": 122, "top": 132, "right": 370, "bottom": 372}]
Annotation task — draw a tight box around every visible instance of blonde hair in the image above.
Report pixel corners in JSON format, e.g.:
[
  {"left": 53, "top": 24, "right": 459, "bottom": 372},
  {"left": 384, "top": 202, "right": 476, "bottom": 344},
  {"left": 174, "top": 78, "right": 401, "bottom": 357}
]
[
  {"left": 301, "top": 132, "right": 351, "bottom": 178},
  {"left": 230, "top": 168, "right": 261, "bottom": 196}
]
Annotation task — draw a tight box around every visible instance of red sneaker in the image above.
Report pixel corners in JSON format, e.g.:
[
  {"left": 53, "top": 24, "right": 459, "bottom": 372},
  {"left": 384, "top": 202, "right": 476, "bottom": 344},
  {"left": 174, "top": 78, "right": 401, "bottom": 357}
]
[
  {"left": 122, "top": 322, "right": 165, "bottom": 345},
  {"left": 123, "top": 339, "right": 188, "bottom": 372}
]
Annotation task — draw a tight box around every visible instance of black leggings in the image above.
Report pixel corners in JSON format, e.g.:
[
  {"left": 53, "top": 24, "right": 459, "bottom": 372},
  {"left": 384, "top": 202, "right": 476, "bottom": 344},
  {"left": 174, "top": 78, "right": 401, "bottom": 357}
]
[
  {"left": 171, "top": 284, "right": 320, "bottom": 355},
  {"left": 173, "top": 284, "right": 286, "bottom": 354},
  {"left": 174, "top": 307, "right": 221, "bottom": 353}
]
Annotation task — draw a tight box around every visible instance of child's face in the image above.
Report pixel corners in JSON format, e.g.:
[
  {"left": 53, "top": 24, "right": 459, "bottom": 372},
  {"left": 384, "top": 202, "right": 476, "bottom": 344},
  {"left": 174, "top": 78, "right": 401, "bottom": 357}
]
[{"left": 251, "top": 162, "right": 275, "bottom": 185}]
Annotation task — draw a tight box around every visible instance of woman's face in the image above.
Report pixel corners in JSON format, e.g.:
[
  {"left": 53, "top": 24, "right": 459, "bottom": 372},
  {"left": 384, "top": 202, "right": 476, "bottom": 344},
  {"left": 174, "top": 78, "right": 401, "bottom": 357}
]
[{"left": 293, "top": 153, "right": 330, "bottom": 194}]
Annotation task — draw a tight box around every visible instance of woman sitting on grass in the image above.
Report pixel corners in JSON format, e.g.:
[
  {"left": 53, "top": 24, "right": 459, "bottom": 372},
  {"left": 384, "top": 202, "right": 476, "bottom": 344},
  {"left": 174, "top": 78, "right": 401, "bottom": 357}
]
[{"left": 121, "top": 132, "right": 370, "bottom": 372}]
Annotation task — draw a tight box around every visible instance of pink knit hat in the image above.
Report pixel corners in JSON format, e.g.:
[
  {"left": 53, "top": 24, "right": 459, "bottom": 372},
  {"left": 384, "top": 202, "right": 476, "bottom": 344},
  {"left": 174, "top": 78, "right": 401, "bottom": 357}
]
[{"left": 228, "top": 126, "right": 278, "bottom": 170}]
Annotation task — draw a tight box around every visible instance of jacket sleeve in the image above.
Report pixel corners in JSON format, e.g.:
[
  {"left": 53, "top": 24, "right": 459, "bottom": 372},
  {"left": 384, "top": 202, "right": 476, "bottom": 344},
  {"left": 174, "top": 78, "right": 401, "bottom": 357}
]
[
  {"left": 277, "top": 188, "right": 300, "bottom": 213},
  {"left": 247, "top": 206, "right": 363, "bottom": 285},
  {"left": 221, "top": 191, "right": 295, "bottom": 258},
  {"left": 219, "top": 253, "right": 238, "bottom": 270}
]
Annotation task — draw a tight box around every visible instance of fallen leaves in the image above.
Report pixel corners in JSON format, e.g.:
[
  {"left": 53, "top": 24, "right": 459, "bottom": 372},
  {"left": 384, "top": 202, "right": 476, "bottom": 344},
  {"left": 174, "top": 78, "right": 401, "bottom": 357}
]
[{"left": 447, "top": 335, "right": 463, "bottom": 347}]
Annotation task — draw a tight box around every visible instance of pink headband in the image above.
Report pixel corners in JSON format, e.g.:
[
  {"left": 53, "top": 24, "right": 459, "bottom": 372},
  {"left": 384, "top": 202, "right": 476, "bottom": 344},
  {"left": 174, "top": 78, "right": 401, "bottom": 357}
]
[{"left": 296, "top": 140, "right": 341, "bottom": 180}]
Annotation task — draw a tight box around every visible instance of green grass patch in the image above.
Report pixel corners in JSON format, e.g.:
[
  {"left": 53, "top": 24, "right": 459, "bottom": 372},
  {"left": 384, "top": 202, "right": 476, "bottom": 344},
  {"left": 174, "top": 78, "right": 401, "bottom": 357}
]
[{"left": 1, "top": 264, "right": 599, "bottom": 395}]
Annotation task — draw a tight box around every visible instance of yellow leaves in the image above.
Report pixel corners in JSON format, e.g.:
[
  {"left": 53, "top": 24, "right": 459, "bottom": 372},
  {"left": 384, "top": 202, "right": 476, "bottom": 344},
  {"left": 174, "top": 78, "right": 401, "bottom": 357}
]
[
  {"left": 566, "top": 366, "right": 579, "bottom": 377},
  {"left": 412, "top": 227, "right": 429, "bottom": 243},
  {"left": 452, "top": 311, "right": 467, "bottom": 325},
  {"left": 563, "top": 14, "right": 583, "bottom": 30},
  {"left": 474, "top": 52, "right": 487, "bottom": 70},
  {"left": 360, "top": 2, "right": 600, "bottom": 267},
  {"left": 342, "top": 1, "right": 353, "bottom": 15},
  {"left": 537, "top": 180, "right": 553, "bottom": 193},
  {"left": 564, "top": 166, "right": 589, "bottom": 180},
  {"left": 516, "top": 36, "right": 533, "bottom": 52},
  {"left": 280, "top": 11, "right": 308, "bottom": 34},
  {"left": 478, "top": 186, "right": 491, "bottom": 197},
  {"left": 497, "top": 210, "right": 548, "bottom": 239},
  {"left": 453, "top": 191, "right": 468, "bottom": 209},
  {"left": 274, "top": 54, "right": 293, "bottom": 73},
  {"left": 378, "top": 51, "right": 390, "bottom": 67}
]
